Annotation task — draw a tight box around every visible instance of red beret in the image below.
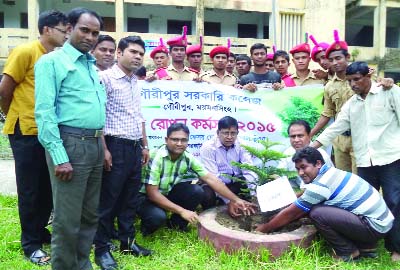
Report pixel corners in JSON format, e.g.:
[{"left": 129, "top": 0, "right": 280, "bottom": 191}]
[
  {"left": 209, "top": 46, "right": 229, "bottom": 59},
  {"left": 309, "top": 34, "right": 329, "bottom": 62},
  {"left": 186, "top": 36, "right": 203, "bottom": 56},
  {"left": 150, "top": 38, "right": 169, "bottom": 59},
  {"left": 266, "top": 53, "right": 274, "bottom": 60},
  {"left": 325, "top": 29, "right": 348, "bottom": 58},
  {"left": 167, "top": 26, "right": 188, "bottom": 47},
  {"left": 289, "top": 43, "right": 311, "bottom": 55}
]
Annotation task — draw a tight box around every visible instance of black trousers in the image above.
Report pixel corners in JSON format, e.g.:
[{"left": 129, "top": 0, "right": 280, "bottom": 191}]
[
  {"left": 8, "top": 122, "right": 52, "bottom": 256},
  {"left": 94, "top": 136, "right": 142, "bottom": 256},
  {"left": 201, "top": 181, "right": 249, "bottom": 210},
  {"left": 137, "top": 182, "right": 205, "bottom": 235}
]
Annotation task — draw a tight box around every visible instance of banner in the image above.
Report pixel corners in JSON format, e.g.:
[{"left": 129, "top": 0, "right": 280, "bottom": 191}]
[{"left": 140, "top": 81, "right": 324, "bottom": 157}]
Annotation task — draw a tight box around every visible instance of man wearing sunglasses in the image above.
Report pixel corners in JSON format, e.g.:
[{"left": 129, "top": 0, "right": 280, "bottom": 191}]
[{"left": 199, "top": 116, "right": 258, "bottom": 209}]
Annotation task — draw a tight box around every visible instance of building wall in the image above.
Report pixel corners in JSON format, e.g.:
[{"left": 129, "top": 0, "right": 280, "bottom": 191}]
[{"left": 0, "top": 0, "right": 27, "bottom": 28}]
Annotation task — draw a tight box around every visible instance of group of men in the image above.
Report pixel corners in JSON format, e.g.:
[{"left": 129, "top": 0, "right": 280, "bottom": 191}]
[{"left": 0, "top": 7, "right": 399, "bottom": 270}]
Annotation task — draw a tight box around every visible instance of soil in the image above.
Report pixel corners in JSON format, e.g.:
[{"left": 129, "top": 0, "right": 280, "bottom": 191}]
[{"left": 215, "top": 207, "right": 313, "bottom": 234}]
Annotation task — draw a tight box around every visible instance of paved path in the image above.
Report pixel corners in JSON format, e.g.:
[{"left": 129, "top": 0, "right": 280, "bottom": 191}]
[{"left": 0, "top": 159, "right": 16, "bottom": 195}]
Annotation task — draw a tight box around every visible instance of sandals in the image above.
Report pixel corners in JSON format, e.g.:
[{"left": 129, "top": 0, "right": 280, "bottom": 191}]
[{"left": 26, "top": 248, "right": 51, "bottom": 266}]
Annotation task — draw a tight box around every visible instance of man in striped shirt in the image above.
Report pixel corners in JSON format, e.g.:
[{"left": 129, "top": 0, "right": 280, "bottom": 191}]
[
  {"left": 137, "top": 123, "right": 256, "bottom": 235},
  {"left": 200, "top": 116, "right": 257, "bottom": 209},
  {"left": 256, "top": 147, "right": 393, "bottom": 261}
]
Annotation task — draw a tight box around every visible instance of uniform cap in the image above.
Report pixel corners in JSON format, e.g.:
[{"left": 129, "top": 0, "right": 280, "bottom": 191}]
[
  {"left": 209, "top": 38, "right": 230, "bottom": 58},
  {"left": 186, "top": 36, "right": 203, "bottom": 56},
  {"left": 309, "top": 34, "right": 329, "bottom": 62},
  {"left": 166, "top": 26, "right": 188, "bottom": 47},
  {"left": 150, "top": 38, "right": 169, "bottom": 59},
  {"left": 325, "top": 29, "right": 348, "bottom": 58}
]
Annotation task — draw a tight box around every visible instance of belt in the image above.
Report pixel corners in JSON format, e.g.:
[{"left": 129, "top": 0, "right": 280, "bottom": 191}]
[
  {"left": 341, "top": 130, "right": 351, "bottom": 136},
  {"left": 105, "top": 135, "right": 142, "bottom": 146},
  {"left": 59, "top": 125, "right": 103, "bottom": 138}
]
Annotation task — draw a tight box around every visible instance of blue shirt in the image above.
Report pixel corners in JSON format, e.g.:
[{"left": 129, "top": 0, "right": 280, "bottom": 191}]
[{"left": 34, "top": 42, "right": 106, "bottom": 165}]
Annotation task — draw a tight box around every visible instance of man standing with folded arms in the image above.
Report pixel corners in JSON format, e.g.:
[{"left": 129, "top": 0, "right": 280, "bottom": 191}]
[
  {"left": 0, "top": 10, "right": 68, "bottom": 266},
  {"left": 35, "top": 8, "right": 105, "bottom": 270}
]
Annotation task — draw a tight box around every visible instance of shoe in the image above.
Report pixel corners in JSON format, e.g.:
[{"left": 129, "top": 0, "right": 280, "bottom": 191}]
[
  {"left": 25, "top": 249, "right": 51, "bottom": 266},
  {"left": 359, "top": 248, "right": 378, "bottom": 259},
  {"left": 95, "top": 251, "right": 118, "bottom": 270},
  {"left": 107, "top": 241, "right": 118, "bottom": 252},
  {"left": 120, "top": 241, "right": 153, "bottom": 257}
]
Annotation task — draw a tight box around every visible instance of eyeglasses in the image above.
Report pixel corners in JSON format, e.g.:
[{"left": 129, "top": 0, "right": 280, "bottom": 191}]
[
  {"left": 51, "top": 27, "right": 68, "bottom": 34},
  {"left": 168, "top": 137, "right": 189, "bottom": 143},
  {"left": 219, "top": 131, "right": 239, "bottom": 137}
]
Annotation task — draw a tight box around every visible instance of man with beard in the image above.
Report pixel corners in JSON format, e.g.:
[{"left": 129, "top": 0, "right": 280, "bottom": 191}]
[
  {"left": 93, "top": 36, "right": 152, "bottom": 270},
  {"left": 0, "top": 9, "right": 68, "bottom": 266},
  {"left": 235, "top": 55, "right": 251, "bottom": 78},
  {"left": 200, "top": 45, "right": 236, "bottom": 86},
  {"left": 91, "top": 35, "right": 116, "bottom": 71},
  {"left": 290, "top": 42, "right": 325, "bottom": 86},
  {"left": 239, "top": 43, "right": 281, "bottom": 91}
]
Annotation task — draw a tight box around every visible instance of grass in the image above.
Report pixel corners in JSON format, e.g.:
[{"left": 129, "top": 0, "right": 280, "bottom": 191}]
[
  {"left": 0, "top": 122, "right": 13, "bottom": 159},
  {"left": 0, "top": 195, "right": 399, "bottom": 270}
]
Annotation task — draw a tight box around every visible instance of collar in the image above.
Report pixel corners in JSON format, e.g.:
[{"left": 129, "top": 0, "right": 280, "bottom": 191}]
[
  {"left": 159, "top": 145, "right": 186, "bottom": 161},
  {"left": 317, "top": 163, "right": 331, "bottom": 177},
  {"left": 110, "top": 64, "right": 137, "bottom": 81},
  {"left": 331, "top": 73, "right": 346, "bottom": 82},
  {"left": 62, "top": 42, "right": 95, "bottom": 63},
  {"left": 167, "top": 64, "right": 190, "bottom": 73},
  {"left": 36, "top": 40, "right": 47, "bottom": 54},
  {"left": 208, "top": 69, "right": 233, "bottom": 78},
  {"left": 355, "top": 82, "right": 379, "bottom": 100},
  {"left": 292, "top": 70, "right": 315, "bottom": 80}
]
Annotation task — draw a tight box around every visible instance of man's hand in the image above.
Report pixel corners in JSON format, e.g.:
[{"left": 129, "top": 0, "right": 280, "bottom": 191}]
[
  {"left": 145, "top": 74, "right": 157, "bottom": 82},
  {"left": 55, "top": 162, "right": 73, "bottom": 181},
  {"left": 312, "top": 69, "right": 328, "bottom": 80},
  {"left": 142, "top": 149, "right": 150, "bottom": 165},
  {"left": 228, "top": 199, "right": 257, "bottom": 217},
  {"left": 377, "top": 77, "right": 394, "bottom": 90},
  {"left": 243, "top": 83, "right": 257, "bottom": 92},
  {"left": 255, "top": 223, "right": 270, "bottom": 233},
  {"left": 104, "top": 149, "right": 112, "bottom": 171},
  {"left": 272, "top": 82, "right": 284, "bottom": 91},
  {"left": 180, "top": 209, "right": 199, "bottom": 224},
  {"left": 233, "top": 84, "right": 243, "bottom": 89},
  {"left": 193, "top": 77, "right": 204, "bottom": 83}
]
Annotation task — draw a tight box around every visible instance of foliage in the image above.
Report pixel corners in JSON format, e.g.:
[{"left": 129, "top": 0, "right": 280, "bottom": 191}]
[
  {"left": 229, "top": 139, "right": 296, "bottom": 194},
  {"left": 376, "top": 49, "right": 400, "bottom": 73},
  {"left": 0, "top": 194, "right": 399, "bottom": 270},
  {"left": 278, "top": 96, "right": 320, "bottom": 138},
  {"left": 351, "top": 48, "right": 360, "bottom": 62}
]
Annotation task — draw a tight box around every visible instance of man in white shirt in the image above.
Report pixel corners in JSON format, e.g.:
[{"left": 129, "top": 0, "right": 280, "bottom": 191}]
[
  {"left": 311, "top": 61, "right": 400, "bottom": 262},
  {"left": 278, "top": 120, "right": 333, "bottom": 189}
]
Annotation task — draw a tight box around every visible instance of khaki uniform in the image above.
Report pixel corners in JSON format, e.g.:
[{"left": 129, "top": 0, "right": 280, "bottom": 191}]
[
  {"left": 166, "top": 64, "right": 198, "bottom": 81},
  {"left": 292, "top": 70, "right": 326, "bottom": 86},
  {"left": 200, "top": 69, "right": 237, "bottom": 86},
  {"left": 322, "top": 74, "right": 357, "bottom": 173}
]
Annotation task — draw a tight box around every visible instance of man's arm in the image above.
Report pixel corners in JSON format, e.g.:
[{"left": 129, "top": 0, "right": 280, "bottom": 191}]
[
  {"left": 0, "top": 74, "right": 17, "bottom": 114},
  {"left": 200, "top": 173, "right": 256, "bottom": 216},
  {"left": 255, "top": 203, "right": 306, "bottom": 233},
  {"left": 34, "top": 56, "right": 72, "bottom": 180},
  {"left": 145, "top": 184, "right": 199, "bottom": 224},
  {"left": 141, "top": 122, "right": 150, "bottom": 165},
  {"left": 310, "top": 115, "right": 331, "bottom": 138}
]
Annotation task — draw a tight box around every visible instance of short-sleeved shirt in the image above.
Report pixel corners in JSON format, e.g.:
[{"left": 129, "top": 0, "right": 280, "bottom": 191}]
[
  {"left": 166, "top": 64, "right": 198, "bottom": 81},
  {"left": 2, "top": 40, "right": 46, "bottom": 135},
  {"left": 295, "top": 165, "right": 394, "bottom": 233},
  {"left": 200, "top": 69, "right": 237, "bottom": 86},
  {"left": 321, "top": 74, "right": 354, "bottom": 118},
  {"left": 141, "top": 145, "right": 208, "bottom": 195},
  {"left": 291, "top": 70, "right": 325, "bottom": 86},
  {"left": 239, "top": 71, "right": 281, "bottom": 88}
]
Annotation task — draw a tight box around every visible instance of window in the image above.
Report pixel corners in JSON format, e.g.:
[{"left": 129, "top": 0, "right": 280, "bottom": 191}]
[
  {"left": 20, "top": 12, "right": 28, "bottom": 29},
  {"left": 280, "top": 13, "right": 303, "bottom": 51},
  {"left": 0, "top": 12, "right": 4, "bottom": 28},
  {"left": 263, "top": 26, "right": 269, "bottom": 39},
  {"left": 238, "top": 24, "right": 257, "bottom": 38},
  {"left": 102, "top": 17, "right": 115, "bottom": 32},
  {"left": 127, "top": 18, "right": 149, "bottom": 33},
  {"left": 167, "top": 20, "right": 192, "bottom": 35},
  {"left": 204, "top": 22, "right": 221, "bottom": 37}
]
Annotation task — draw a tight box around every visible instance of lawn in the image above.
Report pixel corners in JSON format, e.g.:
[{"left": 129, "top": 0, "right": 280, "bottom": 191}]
[{"left": 0, "top": 195, "right": 399, "bottom": 270}]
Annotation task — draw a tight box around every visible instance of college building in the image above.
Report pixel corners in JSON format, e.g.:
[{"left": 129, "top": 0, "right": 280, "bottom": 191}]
[{"left": 0, "top": 0, "right": 399, "bottom": 79}]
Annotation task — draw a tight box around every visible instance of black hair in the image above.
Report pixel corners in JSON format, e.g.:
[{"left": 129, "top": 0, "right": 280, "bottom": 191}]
[
  {"left": 135, "top": 66, "right": 147, "bottom": 77},
  {"left": 346, "top": 61, "right": 370, "bottom": 76},
  {"left": 327, "top": 49, "right": 349, "bottom": 58},
  {"left": 93, "top": 34, "right": 116, "bottom": 50},
  {"left": 38, "top": 10, "right": 68, "bottom": 35},
  {"left": 273, "top": 50, "right": 290, "bottom": 63},
  {"left": 287, "top": 120, "right": 311, "bottom": 136},
  {"left": 292, "top": 146, "right": 325, "bottom": 166},
  {"left": 218, "top": 116, "right": 238, "bottom": 130},
  {"left": 118, "top": 36, "right": 146, "bottom": 52},
  {"left": 229, "top": 52, "right": 236, "bottom": 59},
  {"left": 235, "top": 55, "right": 251, "bottom": 65},
  {"left": 67, "top": 7, "right": 103, "bottom": 30},
  {"left": 167, "top": 123, "right": 190, "bottom": 137},
  {"left": 250, "top": 43, "right": 268, "bottom": 55}
]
